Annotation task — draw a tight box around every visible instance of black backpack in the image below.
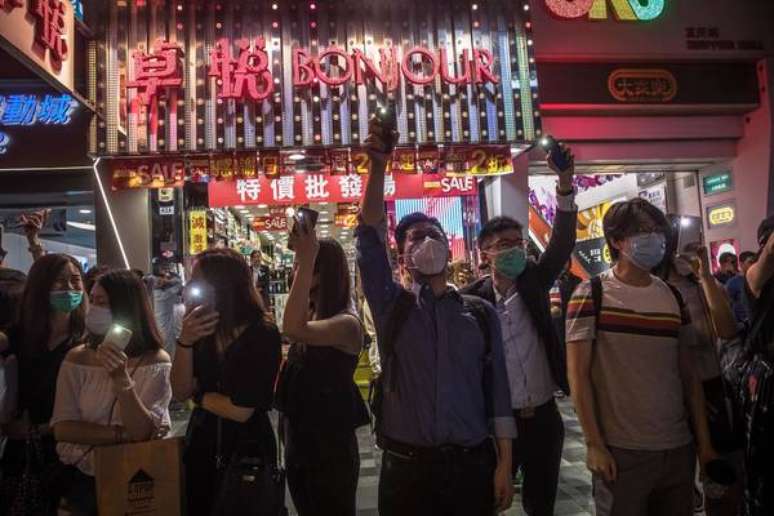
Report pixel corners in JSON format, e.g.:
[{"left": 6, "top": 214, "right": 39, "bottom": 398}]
[{"left": 368, "top": 289, "right": 494, "bottom": 437}]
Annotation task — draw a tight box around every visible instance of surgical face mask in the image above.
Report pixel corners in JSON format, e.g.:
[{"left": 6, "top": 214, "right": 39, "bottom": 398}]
[
  {"left": 49, "top": 290, "right": 83, "bottom": 314},
  {"left": 85, "top": 305, "right": 113, "bottom": 336},
  {"left": 490, "top": 246, "right": 527, "bottom": 280},
  {"left": 407, "top": 237, "right": 449, "bottom": 276},
  {"left": 624, "top": 233, "right": 667, "bottom": 271}
]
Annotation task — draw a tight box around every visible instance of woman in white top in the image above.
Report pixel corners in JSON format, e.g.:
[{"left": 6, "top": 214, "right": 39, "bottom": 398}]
[{"left": 52, "top": 269, "right": 172, "bottom": 515}]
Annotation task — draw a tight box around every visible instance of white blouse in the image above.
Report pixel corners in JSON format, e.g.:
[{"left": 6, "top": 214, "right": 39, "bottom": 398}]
[{"left": 50, "top": 360, "right": 172, "bottom": 476}]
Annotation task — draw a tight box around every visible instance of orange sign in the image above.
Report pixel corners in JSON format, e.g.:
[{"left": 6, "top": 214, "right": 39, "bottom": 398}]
[{"left": 608, "top": 69, "right": 678, "bottom": 103}]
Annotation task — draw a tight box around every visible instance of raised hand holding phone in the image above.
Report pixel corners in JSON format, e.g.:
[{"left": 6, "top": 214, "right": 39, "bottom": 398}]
[
  {"left": 540, "top": 135, "right": 575, "bottom": 193},
  {"left": 97, "top": 325, "right": 132, "bottom": 381}
]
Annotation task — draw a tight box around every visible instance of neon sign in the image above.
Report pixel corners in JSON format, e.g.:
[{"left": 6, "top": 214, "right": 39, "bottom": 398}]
[
  {"left": 0, "top": 132, "right": 9, "bottom": 154},
  {"left": 0, "top": 94, "right": 77, "bottom": 126},
  {"left": 545, "top": 0, "right": 665, "bottom": 22}
]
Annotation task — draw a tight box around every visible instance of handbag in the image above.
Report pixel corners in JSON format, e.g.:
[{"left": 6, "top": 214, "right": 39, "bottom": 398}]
[
  {"left": 211, "top": 340, "right": 287, "bottom": 516},
  {"left": 210, "top": 413, "right": 288, "bottom": 516}
]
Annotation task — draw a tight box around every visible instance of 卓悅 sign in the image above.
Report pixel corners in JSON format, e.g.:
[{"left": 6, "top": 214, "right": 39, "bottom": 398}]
[
  {"left": 702, "top": 171, "right": 733, "bottom": 196},
  {"left": 208, "top": 173, "right": 478, "bottom": 208},
  {"left": 95, "top": 0, "right": 540, "bottom": 155},
  {"left": 0, "top": 0, "right": 75, "bottom": 92}
]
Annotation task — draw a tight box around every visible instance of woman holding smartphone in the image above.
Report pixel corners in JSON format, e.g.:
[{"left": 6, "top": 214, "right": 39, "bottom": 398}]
[
  {"left": 276, "top": 217, "right": 370, "bottom": 516},
  {"left": 50, "top": 269, "right": 172, "bottom": 514},
  {"left": 171, "top": 248, "right": 282, "bottom": 516},
  {"left": 1, "top": 254, "right": 87, "bottom": 514}
]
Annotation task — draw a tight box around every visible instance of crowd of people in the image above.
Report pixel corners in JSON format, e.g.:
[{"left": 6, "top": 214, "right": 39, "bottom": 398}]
[{"left": 1, "top": 113, "right": 773, "bottom": 516}]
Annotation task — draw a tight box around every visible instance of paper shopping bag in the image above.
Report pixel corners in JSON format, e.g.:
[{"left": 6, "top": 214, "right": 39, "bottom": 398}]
[{"left": 94, "top": 437, "right": 183, "bottom": 516}]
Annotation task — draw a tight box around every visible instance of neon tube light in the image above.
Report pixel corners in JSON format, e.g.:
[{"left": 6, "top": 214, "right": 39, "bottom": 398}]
[{"left": 92, "top": 157, "right": 130, "bottom": 269}]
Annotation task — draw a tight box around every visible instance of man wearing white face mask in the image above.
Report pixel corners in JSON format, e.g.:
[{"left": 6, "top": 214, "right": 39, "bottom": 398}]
[
  {"left": 566, "top": 198, "right": 717, "bottom": 516},
  {"left": 358, "top": 115, "right": 517, "bottom": 516},
  {"left": 462, "top": 145, "right": 577, "bottom": 516}
]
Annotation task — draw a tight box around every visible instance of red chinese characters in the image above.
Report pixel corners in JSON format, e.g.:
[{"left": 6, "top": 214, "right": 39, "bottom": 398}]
[
  {"left": 32, "top": 0, "right": 69, "bottom": 63},
  {"left": 127, "top": 39, "right": 184, "bottom": 107},
  {"left": 0, "top": 0, "right": 23, "bottom": 10},
  {"left": 209, "top": 38, "right": 274, "bottom": 101}
]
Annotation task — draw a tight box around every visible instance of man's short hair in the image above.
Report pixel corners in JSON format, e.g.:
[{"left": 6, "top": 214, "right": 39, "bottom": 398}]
[
  {"left": 603, "top": 198, "right": 669, "bottom": 261},
  {"left": 719, "top": 252, "right": 738, "bottom": 266},
  {"left": 757, "top": 215, "right": 774, "bottom": 247},
  {"left": 739, "top": 251, "right": 757, "bottom": 264},
  {"left": 477, "top": 217, "right": 523, "bottom": 249},
  {"left": 394, "top": 212, "right": 446, "bottom": 254}
]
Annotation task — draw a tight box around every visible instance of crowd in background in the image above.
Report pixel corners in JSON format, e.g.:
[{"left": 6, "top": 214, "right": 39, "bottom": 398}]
[{"left": 0, "top": 115, "right": 773, "bottom": 516}]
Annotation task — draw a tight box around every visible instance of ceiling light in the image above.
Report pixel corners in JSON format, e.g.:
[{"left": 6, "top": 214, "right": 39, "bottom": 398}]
[
  {"left": 67, "top": 221, "right": 96, "bottom": 231},
  {"left": 288, "top": 152, "right": 306, "bottom": 161},
  {"left": 79, "top": 209, "right": 92, "bottom": 214},
  {"left": 235, "top": 205, "right": 245, "bottom": 209},
  {"left": 258, "top": 204, "right": 269, "bottom": 208}
]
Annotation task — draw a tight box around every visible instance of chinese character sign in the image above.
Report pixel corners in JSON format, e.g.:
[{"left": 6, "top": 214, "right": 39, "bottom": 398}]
[
  {"left": 209, "top": 38, "right": 274, "bottom": 101},
  {"left": 208, "top": 172, "right": 476, "bottom": 207},
  {"left": 0, "top": 94, "right": 76, "bottom": 126},
  {"left": 33, "top": 0, "right": 69, "bottom": 64},
  {"left": 189, "top": 211, "right": 208, "bottom": 255},
  {"left": 0, "top": 132, "right": 10, "bottom": 154},
  {"left": 127, "top": 39, "right": 184, "bottom": 107}
]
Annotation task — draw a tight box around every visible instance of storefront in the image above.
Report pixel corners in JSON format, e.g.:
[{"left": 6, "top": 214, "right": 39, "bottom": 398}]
[
  {"left": 0, "top": 0, "right": 98, "bottom": 272},
  {"left": 506, "top": 0, "right": 774, "bottom": 278},
  {"left": 93, "top": 0, "right": 542, "bottom": 318}
]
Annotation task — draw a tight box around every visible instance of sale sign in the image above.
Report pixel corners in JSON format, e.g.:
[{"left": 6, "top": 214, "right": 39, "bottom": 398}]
[
  {"left": 208, "top": 172, "right": 476, "bottom": 208},
  {"left": 111, "top": 159, "right": 185, "bottom": 190}
]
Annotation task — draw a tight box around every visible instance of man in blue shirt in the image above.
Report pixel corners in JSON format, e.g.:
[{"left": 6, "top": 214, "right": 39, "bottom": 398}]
[
  {"left": 726, "top": 250, "right": 757, "bottom": 326},
  {"left": 358, "top": 117, "right": 517, "bottom": 515}
]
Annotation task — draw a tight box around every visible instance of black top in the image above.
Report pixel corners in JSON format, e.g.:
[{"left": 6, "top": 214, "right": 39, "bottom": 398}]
[
  {"left": 4, "top": 328, "right": 74, "bottom": 424},
  {"left": 276, "top": 341, "right": 369, "bottom": 437},
  {"left": 186, "top": 318, "right": 282, "bottom": 464},
  {"left": 748, "top": 280, "right": 774, "bottom": 357}
]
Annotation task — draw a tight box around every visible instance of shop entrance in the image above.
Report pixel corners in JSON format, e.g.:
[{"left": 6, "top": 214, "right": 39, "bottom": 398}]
[{"left": 528, "top": 162, "right": 711, "bottom": 279}]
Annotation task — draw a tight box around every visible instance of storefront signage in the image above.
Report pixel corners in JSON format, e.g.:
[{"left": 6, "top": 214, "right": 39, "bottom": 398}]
[
  {"left": 0, "top": 94, "right": 78, "bottom": 126},
  {"left": 111, "top": 159, "right": 186, "bottom": 190},
  {"left": 0, "top": 131, "right": 9, "bottom": 154},
  {"left": 544, "top": 0, "right": 665, "bottom": 21},
  {"left": 608, "top": 69, "right": 677, "bottom": 103},
  {"left": 188, "top": 211, "right": 208, "bottom": 255},
  {"left": 96, "top": 0, "right": 539, "bottom": 155},
  {"left": 702, "top": 171, "right": 733, "bottom": 196},
  {"left": 207, "top": 172, "right": 478, "bottom": 208},
  {"left": 0, "top": 0, "right": 75, "bottom": 91},
  {"left": 253, "top": 214, "right": 288, "bottom": 232},
  {"left": 574, "top": 236, "right": 613, "bottom": 276},
  {"left": 707, "top": 202, "right": 736, "bottom": 229},
  {"left": 538, "top": 62, "right": 758, "bottom": 112}
]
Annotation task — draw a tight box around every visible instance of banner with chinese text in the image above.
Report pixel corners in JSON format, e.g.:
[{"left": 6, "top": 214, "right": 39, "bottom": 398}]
[
  {"left": 207, "top": 173, "right": 477, "bottom": 208},
  {"left": 188, "top": 211, "right": 208, "bottom": 255}
]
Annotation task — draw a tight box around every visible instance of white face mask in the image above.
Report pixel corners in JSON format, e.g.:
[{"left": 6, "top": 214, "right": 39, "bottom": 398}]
[
  {"left": 85, "top": 305, "right": 113, "bottom": 336},
  {"left": 407, "top": 237, "right": 449, "bottom": 276}
]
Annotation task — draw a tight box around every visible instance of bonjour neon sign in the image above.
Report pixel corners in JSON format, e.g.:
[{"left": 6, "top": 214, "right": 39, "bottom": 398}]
[{"left": 545, "top": 0, "right": 666, "bottom": 21}]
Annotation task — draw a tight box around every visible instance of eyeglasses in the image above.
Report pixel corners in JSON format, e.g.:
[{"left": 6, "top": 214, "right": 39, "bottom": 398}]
[{"left": 484, "top": 238, "right": 527, "bottom": 253}]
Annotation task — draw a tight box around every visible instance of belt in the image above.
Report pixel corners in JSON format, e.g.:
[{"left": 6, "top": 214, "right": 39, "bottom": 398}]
[
  {"left": 514, "top": 398, "right": 556, "bottom": 419},
  {"left": 377, "top": 435, "right": 493, "bottom": 462}
]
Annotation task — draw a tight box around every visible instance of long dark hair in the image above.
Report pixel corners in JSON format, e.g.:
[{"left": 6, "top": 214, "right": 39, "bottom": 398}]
[
  {"left": 95, "top": 270, "right": 163, "bottom": 358},
  {"left": 313, "top": 238, "right": 351, "bottom": 320},
  {"left": 18, "top": 254, "right": 86, "bottom": 357},
  {"left": 193, "top": 248, "right": 272, "bottom": 338}
]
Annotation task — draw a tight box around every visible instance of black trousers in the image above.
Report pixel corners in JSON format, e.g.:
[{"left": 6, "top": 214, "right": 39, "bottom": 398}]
[
  {"left": 378, "top": 440, "right": 496, "bottom": 516},
  {"left": 285, "top": 426, "right": 360, "bottom": 516},
  {"left": 512, "top": 399, "right": 565, "bottom": 516}
]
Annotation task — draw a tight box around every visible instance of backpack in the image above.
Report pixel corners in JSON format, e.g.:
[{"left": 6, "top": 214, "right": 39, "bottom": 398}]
[
  {"left": 368, "top": 289, "right": 493, "bottom": 437},
  {"left": 590, "top": 275, "right": 744, "bottom": 454}
]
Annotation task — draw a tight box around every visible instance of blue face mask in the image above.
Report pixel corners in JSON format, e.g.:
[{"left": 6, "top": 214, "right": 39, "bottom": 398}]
[
  {"left": 50, "top": 290, "right": 84, "bottom": 313},
  {"left": 625, "top": 233, "right": 667, "bottom": 271}
]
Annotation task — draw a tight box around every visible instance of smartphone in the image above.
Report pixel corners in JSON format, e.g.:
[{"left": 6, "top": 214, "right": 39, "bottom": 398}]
[
  {"left": 539, "top": 135, "right": 572, "bottom": 172},
  {"left": 375, "top": 102, "right": 398, "bottom": 153},
  {"left": 103, "top": 324, "right": 133, "bottom": 351},
  {"left": 675, "top": 215, "right": 703, "bottom": 255},
  {"left": 186, "top": 283, "right": 215, "bottom": 311},
  {"left": 296, "top": 207, "right": 319, "bottom": 231}
]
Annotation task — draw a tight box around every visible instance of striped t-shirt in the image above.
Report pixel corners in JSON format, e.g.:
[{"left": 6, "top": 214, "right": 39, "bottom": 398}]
[{"left": 566, "top": 270, "right": 694, "bottom": 451}]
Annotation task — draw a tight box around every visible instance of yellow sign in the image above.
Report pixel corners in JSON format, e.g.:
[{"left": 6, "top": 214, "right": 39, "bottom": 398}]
[
  {"left": 708, "top": 205, "right": 736, "bottom": 227},
  {"left": 608, "top": 69, "right": 678, "bottom": 103},
  {"left": 189, "top": 211, "right": 208, "bottom": 255}
]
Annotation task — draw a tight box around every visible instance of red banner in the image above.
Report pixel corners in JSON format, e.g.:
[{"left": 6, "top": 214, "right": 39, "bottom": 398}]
[{"left": 207, "top": 173, "right": 477, "bottom": 207}]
